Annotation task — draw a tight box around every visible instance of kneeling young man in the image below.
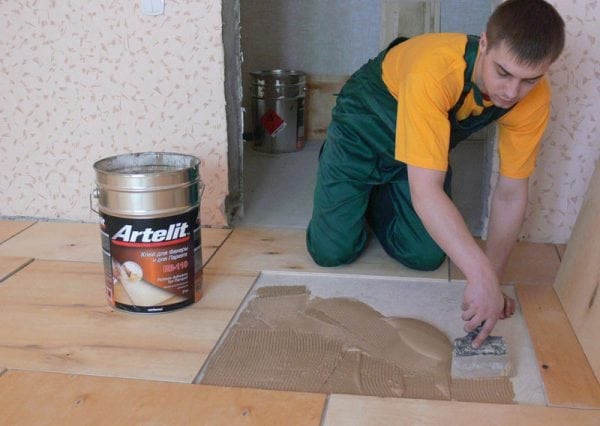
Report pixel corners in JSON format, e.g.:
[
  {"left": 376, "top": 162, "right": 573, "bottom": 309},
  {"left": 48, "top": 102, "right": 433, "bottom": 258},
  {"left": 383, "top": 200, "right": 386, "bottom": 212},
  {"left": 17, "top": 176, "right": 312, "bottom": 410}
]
[{"left": 306, "top": 0, "right": 565, "bottom": 347}]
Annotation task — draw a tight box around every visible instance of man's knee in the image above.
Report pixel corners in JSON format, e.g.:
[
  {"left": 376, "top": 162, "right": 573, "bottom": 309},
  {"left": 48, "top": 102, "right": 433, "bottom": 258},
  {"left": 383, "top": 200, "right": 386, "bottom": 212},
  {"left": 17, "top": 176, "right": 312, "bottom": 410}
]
[
  {"left": 380, "top": 238, "right": 446, "bottom": 271},
  {"left": 404, "top": 249, "right": 446, "bottom": 271},
  {"left": 306, "top": 224, "right": 364, "bottom": 267}
]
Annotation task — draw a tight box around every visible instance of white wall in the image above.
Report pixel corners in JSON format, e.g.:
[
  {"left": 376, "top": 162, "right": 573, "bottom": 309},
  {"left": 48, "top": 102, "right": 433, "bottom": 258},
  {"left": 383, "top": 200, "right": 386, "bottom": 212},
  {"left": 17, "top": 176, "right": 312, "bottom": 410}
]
[
  {"left": 517, "top": 0, "right": 600, "bottom": 243},
  {"left": 0, "top": 1, "right": 229, "bottom": 227}
]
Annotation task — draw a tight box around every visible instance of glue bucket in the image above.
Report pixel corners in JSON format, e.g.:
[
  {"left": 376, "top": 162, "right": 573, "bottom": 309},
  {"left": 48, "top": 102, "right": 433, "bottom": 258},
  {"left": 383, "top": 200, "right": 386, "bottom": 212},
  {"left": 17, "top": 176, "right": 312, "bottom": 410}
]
[
  {"left": 91, "top": 152, "right": 203, "bottom": 313},
  {"left": 250, "top": 69, "right": 306, "bottom": 153}
]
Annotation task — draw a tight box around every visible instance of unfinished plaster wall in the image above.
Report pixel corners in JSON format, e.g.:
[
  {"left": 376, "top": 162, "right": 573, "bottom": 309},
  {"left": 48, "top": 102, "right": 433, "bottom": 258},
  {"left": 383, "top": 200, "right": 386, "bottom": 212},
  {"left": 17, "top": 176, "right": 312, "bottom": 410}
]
[{"left": 0, "top": 1, "right": 229, "bottom": 227}]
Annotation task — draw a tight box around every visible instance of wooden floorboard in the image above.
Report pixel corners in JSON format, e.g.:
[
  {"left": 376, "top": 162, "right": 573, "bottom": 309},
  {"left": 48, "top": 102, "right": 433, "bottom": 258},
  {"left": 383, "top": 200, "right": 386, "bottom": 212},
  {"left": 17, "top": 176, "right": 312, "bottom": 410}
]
[
  {"left": 0, "top": 370, "right": 326, "bottom": 426},
  {"left": 323, "top": 394, "right": 600, "bottom": 426},
  {"left": 517, "top": 284, "right": 600, "bottom": 408},
  {"left": 0, "top": 256, "right": 33, "bottom": 283},
  {"left": 0, "top": 260, "right": 239, "bottom": 383},
  {"left": 451, "top": 240, "right": 561, "bottom": 285},
  {"left": 0, "top": 222, "right": 231, "bottom": 265},
  {"left": 204, "top": 227, "right": 449, "bottom": 279},
  {"left": 0, "top": 220, "right": 35, "bottom": 244}
]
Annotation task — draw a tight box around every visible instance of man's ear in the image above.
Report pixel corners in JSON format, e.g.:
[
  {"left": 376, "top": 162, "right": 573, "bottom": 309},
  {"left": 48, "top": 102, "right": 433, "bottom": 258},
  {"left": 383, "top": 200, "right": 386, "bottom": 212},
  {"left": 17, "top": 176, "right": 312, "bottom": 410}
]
[{"left": 480, "top": 32, "right": 488, "bottom": 53}]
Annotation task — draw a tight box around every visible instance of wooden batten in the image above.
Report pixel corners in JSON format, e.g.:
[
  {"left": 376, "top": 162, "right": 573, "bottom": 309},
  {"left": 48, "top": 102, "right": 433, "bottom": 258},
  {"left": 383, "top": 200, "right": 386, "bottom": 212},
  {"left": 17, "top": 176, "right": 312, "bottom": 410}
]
[
  {"left": 553, "top": 159, "right": 600, "bottom": 382},
  {"left": 305, "top": 74, "right": 348, "bottom": 141}
]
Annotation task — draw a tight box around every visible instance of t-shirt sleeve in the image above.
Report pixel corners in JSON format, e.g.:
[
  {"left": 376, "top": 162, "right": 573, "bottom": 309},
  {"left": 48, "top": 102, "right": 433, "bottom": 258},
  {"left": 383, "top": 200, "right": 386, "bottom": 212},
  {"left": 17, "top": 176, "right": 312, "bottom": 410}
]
[
  {"left": 394, "top": 71, "right": 461, "bottom": 171},
  {"left": 497, "top": 79, "right": 551, "bottom": 179}
]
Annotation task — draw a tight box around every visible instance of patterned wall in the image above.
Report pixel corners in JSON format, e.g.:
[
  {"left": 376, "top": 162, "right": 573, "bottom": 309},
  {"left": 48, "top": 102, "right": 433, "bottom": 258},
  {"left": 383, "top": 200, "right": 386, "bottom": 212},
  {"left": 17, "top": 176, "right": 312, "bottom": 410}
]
[
  {"left": 0, "top": 1, "right": 229, "bottom": 226},
  {"left": 486, "top": 0, "right": 600, "bottom": 243},
  {"left": 1, "top": 1, "right": 598, "bottom": 240},
  {"left": 520, "top": 0, "right": 600, "bottom": 243}
]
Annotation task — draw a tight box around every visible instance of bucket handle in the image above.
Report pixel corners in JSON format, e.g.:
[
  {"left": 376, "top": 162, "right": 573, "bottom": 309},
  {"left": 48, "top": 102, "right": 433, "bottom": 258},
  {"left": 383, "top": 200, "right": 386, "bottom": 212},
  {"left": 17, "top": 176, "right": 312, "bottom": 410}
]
[{"left": 90, "top": 187, "right": 100, "bottom": 214}]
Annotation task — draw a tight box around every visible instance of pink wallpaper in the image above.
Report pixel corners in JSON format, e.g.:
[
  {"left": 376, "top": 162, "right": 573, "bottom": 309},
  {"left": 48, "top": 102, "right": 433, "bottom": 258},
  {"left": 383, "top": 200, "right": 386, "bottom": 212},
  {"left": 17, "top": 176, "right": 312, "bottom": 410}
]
[
  {"left": 486, "top": 0, "right": 600, "bottom": 243},
  {"left": 1, "top": 1, "right": 598, "bottom": 241},
  {"left": 521, "top": 0, "right": 600, "bottom": 243},
  {"left": 0, "top": 1, "right": 229, "bottom": 226}
]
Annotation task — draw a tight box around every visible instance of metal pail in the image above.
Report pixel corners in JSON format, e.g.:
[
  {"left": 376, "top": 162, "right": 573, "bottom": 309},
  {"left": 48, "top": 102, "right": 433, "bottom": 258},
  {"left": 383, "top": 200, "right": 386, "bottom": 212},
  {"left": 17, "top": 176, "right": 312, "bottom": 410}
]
[
  {"left": 251, "top": 69, "right": 306, "bottom": 153},
  {"left": 92, "top": 152, "right": 203, "bottom": 313}
]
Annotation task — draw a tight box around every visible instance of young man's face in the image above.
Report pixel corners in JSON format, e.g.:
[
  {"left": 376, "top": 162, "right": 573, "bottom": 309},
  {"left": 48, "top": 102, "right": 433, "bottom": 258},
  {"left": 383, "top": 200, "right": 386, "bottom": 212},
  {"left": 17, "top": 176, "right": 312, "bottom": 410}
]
[{"left": 476, "top": 33, "right": 550, "bottom": 109}]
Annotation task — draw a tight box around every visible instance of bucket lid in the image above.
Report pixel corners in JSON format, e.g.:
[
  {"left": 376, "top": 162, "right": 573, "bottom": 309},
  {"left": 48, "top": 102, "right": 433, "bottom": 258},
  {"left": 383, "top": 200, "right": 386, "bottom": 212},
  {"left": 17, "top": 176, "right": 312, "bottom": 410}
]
[
  {"left": 94, "top": 152, "right": 200, "bottom": 191},
  {"left": 250, "top": 69, "right": 305, "bottom": 86}
]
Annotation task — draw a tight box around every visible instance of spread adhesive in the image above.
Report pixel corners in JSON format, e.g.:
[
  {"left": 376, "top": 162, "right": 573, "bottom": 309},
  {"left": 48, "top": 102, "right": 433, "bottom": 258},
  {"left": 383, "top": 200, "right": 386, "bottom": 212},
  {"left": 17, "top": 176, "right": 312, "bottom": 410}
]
[{"left": 92, "top": 152, "right": 203, "bottom": 313}]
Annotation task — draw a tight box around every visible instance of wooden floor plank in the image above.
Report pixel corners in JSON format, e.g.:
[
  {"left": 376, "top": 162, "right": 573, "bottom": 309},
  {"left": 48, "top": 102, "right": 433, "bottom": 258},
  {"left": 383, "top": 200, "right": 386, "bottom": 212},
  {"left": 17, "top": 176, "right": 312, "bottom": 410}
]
[
  {"left": 516, "top": 284, "right": 600, "bottom": 408},
  {"left": 204, "top": 227, "right": 449, "bottom": 279},
  {"left": 451, "top": 240, "right": 561, "bottom": 285},
  {"left": 323, "top": 394, "right": 600, "bottom": 426},
  {"left": 0, "top": 370, "right": 326, "bottom": 426},
  {"left": 553, "top": 162, "right": 600, "bottom": 381},
  {"left": 0, "top": 222, "right": 103, "bottom": 262},
  {"left": 0, "top": 222, "right": 231, "bottom": 265},
  {"left": 0, "top": 261, "right": 244, "bottom": 382},
  {"left": 0, "top": 220, "right": 35, "bottom": 243},
  {"left": 0, "top": 256, "right": 33, "bottom": 283}
]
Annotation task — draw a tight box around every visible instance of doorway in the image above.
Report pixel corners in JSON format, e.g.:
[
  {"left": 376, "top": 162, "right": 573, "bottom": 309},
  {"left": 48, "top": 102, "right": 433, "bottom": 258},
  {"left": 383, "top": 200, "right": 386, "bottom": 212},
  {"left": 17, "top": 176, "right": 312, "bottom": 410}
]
[{"left": 224, "top": 0, "right": 496, "bottom": 235}]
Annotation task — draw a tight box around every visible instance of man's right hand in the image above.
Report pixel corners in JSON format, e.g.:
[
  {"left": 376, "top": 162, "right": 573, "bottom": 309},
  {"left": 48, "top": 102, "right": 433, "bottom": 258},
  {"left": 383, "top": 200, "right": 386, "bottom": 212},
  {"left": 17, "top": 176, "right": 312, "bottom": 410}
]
[{"left": 460, "top": 275, "right": 505, "bottom": 348}]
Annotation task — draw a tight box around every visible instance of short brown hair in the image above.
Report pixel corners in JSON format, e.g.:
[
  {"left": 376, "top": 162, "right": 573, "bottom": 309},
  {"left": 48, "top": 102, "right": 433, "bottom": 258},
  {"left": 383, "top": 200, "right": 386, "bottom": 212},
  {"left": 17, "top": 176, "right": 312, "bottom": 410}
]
[{"left": 486, "top": 0, "right": 565, "bottom": 65}]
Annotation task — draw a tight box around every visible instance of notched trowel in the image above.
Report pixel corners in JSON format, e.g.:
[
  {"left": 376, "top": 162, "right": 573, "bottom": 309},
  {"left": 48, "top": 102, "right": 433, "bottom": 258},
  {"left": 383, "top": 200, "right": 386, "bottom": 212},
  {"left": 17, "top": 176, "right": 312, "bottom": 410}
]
[{"left": 451, "top": 324, "right": 513, "bottom": 379}]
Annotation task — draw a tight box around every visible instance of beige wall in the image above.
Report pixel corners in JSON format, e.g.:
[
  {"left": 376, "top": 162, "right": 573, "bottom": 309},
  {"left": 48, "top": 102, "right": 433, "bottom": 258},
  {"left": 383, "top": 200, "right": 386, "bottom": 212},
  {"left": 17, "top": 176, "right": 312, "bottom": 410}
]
[
  {"left": 0, "top": 1, "right": 229, "bottom": 227},
  {"left": 1, "top": 1, "right": 598, "bottom": 241},
  {"left": 505, "top": 0, "right": 599, "bottom": 243}
]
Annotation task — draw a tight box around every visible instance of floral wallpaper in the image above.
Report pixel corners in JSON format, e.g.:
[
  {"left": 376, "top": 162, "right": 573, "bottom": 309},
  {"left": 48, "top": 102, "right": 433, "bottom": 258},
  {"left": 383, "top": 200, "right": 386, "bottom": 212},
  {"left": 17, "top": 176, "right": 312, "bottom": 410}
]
[
  {"left": 0, "top": 1, "right": 229, "bottom": 226},
  {"left": 522, "top": 0, "right": 600, "bottom": 243},
  {"left": 489, "top": 0, "right": 600, "bottom": 243},
  {"left": 1, "top": 1, "right": 598, "bottom": 241}
]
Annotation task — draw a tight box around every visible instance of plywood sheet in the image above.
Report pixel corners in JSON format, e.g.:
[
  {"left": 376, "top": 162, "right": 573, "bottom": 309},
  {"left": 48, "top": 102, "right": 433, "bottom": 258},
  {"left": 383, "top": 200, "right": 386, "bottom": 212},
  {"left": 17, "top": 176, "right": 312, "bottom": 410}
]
[
  {"left": 0, "top": 260, "right": 243, "bottom": 382},
  {"left": 517, "top": 284, "right": 600, "bottom": 408},
  {"left": 323, "top": 394, "right": 600, "bottom": 426},
  {"left": 0, "top": 220, "right": 34, "bottom": 243},
  {"left": 451, "top": 241, "right": 561, "bottom": 285},
  {"left": 0, "top": 222, "right": 231, "bottom": 265},
  {"left": 0, "top": 222, "right": 103, "bottom": 262},
  {"left": 204, "top": 227, "right": 448, "bottom": 279},
  {"left": 555, "top": 244, "right": 566, "bottom": 261},
  {"left": 0, "top": 256, "right": 33, "bottom": 283},
  {"left": 554, "top": 161, "right": 600, "bottom": 381},
  {"left": 0, "top": 370, "right": 326, "bottom": 426}
]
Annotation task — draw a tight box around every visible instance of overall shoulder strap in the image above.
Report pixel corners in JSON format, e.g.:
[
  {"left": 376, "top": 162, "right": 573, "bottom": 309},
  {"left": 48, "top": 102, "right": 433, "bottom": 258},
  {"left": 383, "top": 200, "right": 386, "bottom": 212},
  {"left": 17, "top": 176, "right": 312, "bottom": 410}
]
[{"left": 457, "top": 35, "right": 480, "bottom": 105}]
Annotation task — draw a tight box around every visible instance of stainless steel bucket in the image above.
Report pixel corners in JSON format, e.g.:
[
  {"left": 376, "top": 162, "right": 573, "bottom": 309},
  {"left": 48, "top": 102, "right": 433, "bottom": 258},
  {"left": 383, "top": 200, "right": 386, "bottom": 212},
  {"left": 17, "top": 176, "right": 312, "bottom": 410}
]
[
  {"left": 251, "top": 69, "right": 306, "bottom": 153},
  {"left": 92, "top": 152, "right": 203, "bottom": 313}
]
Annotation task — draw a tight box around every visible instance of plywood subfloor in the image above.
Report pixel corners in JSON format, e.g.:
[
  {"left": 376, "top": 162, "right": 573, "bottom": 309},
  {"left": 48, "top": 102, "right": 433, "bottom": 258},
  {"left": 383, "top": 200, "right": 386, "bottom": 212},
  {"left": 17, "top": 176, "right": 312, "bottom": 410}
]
[
  {"left": 517, "top": 284, "right": 600, "bottom": 408},
  {"left": 323, "top": 394, "right": 600, "bottom": 426},
  {"left": 0, "top": 256, "right": 32, "bottom": 283},
  {"left": 0, "top": 221, "right": 595, "bottom": 421},
  {"left": 0, "top": 222, "right": 231, "bottom": 265},
  {"left": 0, "top": 220, "right": 34, "bottom": 243},
  {"left": 0, "top": 260, "right": 239, "bottom": 382},
  {"left": 451, "top": 240, "right": 561, "bottom": 285},
  {"left": 0, "top": 370, "right": 326, "bottom": 426},
  {"left": 203, "top": 227, "right": 449, "bottom": 279}
]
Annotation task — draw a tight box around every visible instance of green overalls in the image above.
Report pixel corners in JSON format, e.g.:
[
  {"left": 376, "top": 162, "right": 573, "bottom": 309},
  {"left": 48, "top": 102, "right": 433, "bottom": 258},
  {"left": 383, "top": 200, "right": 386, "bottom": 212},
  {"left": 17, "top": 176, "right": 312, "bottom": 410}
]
[{"left": 306, "top": 36, "right": 512, "bottom": 270}]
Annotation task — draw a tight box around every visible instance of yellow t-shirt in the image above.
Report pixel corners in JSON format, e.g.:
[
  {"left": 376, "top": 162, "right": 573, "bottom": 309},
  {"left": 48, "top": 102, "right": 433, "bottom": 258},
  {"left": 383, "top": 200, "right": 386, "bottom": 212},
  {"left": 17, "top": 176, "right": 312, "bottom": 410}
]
[{"left": 382, "top": 33, "right": 550, "bottom": 179}]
